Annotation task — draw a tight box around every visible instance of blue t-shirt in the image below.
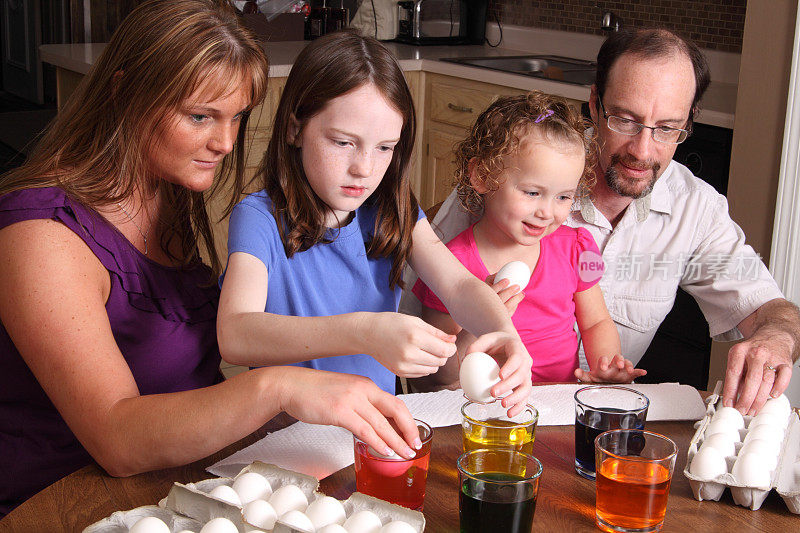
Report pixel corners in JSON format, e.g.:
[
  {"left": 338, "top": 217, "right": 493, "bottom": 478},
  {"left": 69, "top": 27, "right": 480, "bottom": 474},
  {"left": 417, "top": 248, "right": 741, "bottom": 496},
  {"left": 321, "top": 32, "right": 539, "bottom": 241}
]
[{"left": 223, "top": 190, "right": 423, "bottom": 394}]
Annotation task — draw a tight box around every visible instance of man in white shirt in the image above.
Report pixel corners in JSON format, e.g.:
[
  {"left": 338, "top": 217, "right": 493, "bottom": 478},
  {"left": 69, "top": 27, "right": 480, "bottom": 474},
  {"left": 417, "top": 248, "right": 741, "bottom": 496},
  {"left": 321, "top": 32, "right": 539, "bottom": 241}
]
[{"left": 412, "top": 28, "right": 800, "bottom": 414}]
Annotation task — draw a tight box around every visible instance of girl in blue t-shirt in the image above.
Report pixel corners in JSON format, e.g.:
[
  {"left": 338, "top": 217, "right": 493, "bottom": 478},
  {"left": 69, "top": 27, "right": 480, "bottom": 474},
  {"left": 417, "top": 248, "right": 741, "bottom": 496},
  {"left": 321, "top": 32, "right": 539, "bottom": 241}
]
[{"left": 217, "top": 31, "right": 531, "bottom": 453}]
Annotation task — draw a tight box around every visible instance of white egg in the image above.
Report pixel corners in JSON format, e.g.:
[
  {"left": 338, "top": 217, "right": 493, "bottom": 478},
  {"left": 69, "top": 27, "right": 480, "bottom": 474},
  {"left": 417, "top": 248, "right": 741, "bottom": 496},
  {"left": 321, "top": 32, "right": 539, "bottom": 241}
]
[
  {"left": 740, "top": 437, "right": 782, "bottom": 459},
  {"left": 704, "top": 418, "right": 741, "bottom": 443},
  {"left": 305, "top": 495, "right": 347, "bottom": 528},
  {"left": 379, "top": 521, "right": 417, "bottom": 533},
  {"left": 699, "top": 432, "right": 736, "bottom": 457},
  {"left": 759, "top": 394, "right": 792, "bottom": 418},
  {"left": 176, "top": 530, "right": 196, "bottom": 533},
  {"left": 200, "top": 517, "right": 239, "bottom": 533},
  {"left": 269, "top": 484, "right": 309, "bottom": 515},
  {"left": 750, "top": 411, "right": 789, "bottom": 431},
  {"left": 459, "top": 352, "right": 501, "bottom": 403},
  {"left": 494, "top": 261, "right": 532, "bottom": 295},
  {"left": 744, "top": 423, "right": 784, "bottom": 445},
  {"left": 233, "top": 472, "right": 272, "bottom": 504},
  {"left": 209, "top": 484, "right": 242, "bottom": 506},
  {"left": 689, "top": 446, "right": 728, "bottom": 479},
  {"left": 712, "top": 406, "right": 745, "bottom": 429},
  {"left": 280, "top": 510, "right": 315, "bottom": 532},
  {"left": 732, "top": 452, "right": 772, "bottom": 487},
  {"left": 319, "top": 525, "right": 348, "bottom": 533},
  {"left": 343, "top": 510, "right": 382, "bottom": 533},
  {"left": 242, "top": 499, "right": 278, "bottom": 530},
  {"left": 129, "top": 516, "right": 170, "bottom": 533}
]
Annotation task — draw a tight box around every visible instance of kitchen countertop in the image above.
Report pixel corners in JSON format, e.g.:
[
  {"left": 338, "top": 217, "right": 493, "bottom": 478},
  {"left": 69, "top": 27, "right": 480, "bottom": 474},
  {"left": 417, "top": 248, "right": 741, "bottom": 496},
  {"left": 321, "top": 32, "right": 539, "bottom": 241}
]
[{"left": 39, "top": 39, "right": 736, "bottom": 128}]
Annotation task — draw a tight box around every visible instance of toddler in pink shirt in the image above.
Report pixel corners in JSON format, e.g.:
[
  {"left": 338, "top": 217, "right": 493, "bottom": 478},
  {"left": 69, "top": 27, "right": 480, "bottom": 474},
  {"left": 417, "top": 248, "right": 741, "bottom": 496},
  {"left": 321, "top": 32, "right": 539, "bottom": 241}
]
[{"left": 413, "top": 92, "right": 645, "bottom": 386}]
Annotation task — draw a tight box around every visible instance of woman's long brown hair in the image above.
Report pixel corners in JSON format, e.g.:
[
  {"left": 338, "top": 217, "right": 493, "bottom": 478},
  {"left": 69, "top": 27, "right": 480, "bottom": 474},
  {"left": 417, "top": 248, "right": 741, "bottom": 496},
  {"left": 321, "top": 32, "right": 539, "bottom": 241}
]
[
  {"left": 259, "top": 30, "right": 418, "bottom": 289},
  {"left": 0, "top": 0, "right": 268, "bottom": 278}
]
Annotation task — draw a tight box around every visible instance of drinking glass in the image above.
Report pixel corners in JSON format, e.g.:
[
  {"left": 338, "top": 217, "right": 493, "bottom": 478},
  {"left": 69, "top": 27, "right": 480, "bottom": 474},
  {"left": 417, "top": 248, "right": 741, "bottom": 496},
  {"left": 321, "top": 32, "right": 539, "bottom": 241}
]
[
  {"left": 595, "top": 429, "right": 677, "bottom": 533},
  {"left": 574, "top": 386, "right": 649, "bottom": 479},
  {"left": 461, "top": 400, "right": 538, "bottom": 454},
  {"left": 353, "top": 419, "right": 432, "bottom": 510},
  {"left": 457, "top": 449, "right": 542, "bottom": 533}
]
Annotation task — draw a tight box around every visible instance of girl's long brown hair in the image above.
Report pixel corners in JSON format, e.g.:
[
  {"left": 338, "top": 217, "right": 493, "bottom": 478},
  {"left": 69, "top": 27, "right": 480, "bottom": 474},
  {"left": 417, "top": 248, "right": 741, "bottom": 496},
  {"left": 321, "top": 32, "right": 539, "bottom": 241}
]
[
  {"left": 0, "top": 0, "right": 268, "bottom": 278},
  {"left": 259, "top": 30, "right": 418, "bottom": 289}
]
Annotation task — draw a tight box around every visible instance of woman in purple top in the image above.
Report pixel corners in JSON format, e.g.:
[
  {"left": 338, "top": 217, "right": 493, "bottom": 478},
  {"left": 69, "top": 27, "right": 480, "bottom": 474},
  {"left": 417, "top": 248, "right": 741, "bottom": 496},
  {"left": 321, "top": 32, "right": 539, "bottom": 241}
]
[{"left": 0, "top": 0, "right": 419, "bottom": 517}]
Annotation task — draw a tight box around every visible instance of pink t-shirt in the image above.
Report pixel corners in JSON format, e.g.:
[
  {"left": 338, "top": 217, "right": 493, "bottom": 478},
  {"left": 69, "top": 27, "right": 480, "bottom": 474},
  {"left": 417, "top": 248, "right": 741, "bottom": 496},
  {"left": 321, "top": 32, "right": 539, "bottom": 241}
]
[{"left": 413, "top": 224, "right": 603, "bottom": 382}]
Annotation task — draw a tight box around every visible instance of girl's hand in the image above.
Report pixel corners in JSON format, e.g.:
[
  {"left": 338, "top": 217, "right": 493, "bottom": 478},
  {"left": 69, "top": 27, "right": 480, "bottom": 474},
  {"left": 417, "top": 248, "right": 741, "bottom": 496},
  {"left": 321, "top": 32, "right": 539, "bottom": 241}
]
[
  {"left": 466, "top": 332, "right": 533, "bottom": 417},
  {"left": 361, "top": 312, "right": 458, "bottom": 378},
  {"left": 574, "top": 354, "right": 647, "bottom": 384},
  {"left": 278, "top": 368, "right": 421, "bottom": 459},
  {"left": 484, "top": 274, "right": 525, "bottom": 317}
]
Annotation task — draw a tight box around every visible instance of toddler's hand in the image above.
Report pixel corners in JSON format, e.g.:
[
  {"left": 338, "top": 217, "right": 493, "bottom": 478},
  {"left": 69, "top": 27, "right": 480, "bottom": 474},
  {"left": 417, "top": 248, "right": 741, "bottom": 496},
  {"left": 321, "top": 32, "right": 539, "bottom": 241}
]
[
  {"left": 484, "top": 274, "right": 525, "bottom": 317},
  {"left": 574, "top": 354, "right": 647, "bottom": 384},
  {"left": 466, "top": 332, "right": 532, "bottom": 417},
  {"left": 361, "top": 312, "right": 457, "bottom": 378}
]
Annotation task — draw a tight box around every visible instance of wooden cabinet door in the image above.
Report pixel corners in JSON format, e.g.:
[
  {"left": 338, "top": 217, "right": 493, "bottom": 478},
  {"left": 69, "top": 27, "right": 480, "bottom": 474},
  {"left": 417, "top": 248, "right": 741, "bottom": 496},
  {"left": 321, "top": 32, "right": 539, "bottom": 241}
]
[{"left": 425, "top": 128, "right": 463, "bottom": 210}]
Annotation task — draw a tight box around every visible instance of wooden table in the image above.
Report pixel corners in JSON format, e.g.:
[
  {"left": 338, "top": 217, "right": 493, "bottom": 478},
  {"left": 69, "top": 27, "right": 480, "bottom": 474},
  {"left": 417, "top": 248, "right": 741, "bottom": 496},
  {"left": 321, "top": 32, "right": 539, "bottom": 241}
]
[{"left": 1, "top": 420, "right": 796, "bottom": 532}]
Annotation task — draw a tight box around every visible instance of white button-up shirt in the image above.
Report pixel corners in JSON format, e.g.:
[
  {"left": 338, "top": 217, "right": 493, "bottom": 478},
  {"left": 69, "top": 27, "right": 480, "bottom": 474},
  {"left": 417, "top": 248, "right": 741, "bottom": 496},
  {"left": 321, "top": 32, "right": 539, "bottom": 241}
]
[{"left": 401, "top": 160, "right": 783, "bottom": 367}]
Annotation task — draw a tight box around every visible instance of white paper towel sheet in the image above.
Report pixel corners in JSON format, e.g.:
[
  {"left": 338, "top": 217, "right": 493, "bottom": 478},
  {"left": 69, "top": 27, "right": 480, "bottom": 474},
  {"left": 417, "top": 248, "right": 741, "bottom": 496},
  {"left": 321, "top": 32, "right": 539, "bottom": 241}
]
[{"left": 207, "top": 383, "right": 705, "bottom": 479}]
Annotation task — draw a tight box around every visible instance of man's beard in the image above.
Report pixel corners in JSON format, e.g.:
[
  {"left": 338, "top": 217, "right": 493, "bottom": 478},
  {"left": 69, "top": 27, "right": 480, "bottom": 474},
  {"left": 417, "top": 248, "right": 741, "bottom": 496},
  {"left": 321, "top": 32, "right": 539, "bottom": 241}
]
[{"left": 604, "top": 154, "right": 661, "bottom": 199}]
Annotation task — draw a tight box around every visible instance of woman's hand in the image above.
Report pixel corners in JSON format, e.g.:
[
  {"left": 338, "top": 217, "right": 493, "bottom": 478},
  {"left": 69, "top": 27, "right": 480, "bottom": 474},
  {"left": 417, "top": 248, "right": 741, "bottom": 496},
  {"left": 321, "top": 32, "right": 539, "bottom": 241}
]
[
  {"left": 277, "top": 367, "right": 421, "bottom": 459},
  {"left": 574, "top": 354, "right": 647, "bottom": 384},
  {"left": 466, "top": 332, "right": 532, "bottom": 417},
  {"left": 484, "top": 274, "right": 525, "bottom": 317},
  {"left": 359, "top": 312, "right": 457, "bottom": 378}
]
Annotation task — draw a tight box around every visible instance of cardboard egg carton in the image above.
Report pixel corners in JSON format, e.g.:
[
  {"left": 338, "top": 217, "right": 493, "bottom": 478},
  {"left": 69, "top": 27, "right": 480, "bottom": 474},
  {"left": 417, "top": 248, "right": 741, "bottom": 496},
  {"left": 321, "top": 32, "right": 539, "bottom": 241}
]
[
  {"left": 82, "top": 505, "right": 203, "bottom": 532},
  {"left": 683, "top": 381, "right": 800, "bottom": 512},
  {"left": 85, "top": 461, "right": 426, "bottom": 532}
]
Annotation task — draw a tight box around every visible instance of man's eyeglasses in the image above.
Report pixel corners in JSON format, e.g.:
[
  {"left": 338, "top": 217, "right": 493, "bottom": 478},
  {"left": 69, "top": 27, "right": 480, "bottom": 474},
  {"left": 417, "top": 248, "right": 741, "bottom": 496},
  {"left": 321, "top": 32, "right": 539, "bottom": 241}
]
[{"left": 597, "top": 97, "right": 689, "bottom": 144}]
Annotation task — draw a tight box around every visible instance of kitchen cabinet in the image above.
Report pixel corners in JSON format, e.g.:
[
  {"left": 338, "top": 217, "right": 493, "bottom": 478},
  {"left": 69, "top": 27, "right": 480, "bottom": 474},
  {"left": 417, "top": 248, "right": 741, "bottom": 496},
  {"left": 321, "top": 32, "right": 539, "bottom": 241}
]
[{"left": 419, "top": 72, "right": 583, "bottom": 209}]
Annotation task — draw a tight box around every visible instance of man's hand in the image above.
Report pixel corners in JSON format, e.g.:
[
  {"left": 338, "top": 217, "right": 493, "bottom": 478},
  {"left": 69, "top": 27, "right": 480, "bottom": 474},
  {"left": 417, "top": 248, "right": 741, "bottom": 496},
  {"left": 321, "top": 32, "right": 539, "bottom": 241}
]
[{"left": 723, "top": 327, "right": 794, "bottom": 415}]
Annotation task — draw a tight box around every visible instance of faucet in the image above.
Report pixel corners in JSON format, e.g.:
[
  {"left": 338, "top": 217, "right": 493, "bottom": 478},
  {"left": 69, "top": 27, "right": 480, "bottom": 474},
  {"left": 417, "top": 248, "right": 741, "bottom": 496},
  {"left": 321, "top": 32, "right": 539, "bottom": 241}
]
[
  {"left": 412, "top": 0, "right": 423, "bottom": 40},
  {"left": 601, "top": 11, "right": 621, "bottom": 32}
]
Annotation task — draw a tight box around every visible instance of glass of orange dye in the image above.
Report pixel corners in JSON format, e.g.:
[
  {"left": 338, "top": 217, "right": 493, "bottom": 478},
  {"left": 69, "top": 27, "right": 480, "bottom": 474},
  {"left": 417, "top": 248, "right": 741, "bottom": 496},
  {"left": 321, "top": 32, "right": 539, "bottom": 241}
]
[
  {"left": 594, "top": 429, "right": 677, "bottom": 533},
  {"left": 353, "top": 420, "right": 433, "bottom": 510}
]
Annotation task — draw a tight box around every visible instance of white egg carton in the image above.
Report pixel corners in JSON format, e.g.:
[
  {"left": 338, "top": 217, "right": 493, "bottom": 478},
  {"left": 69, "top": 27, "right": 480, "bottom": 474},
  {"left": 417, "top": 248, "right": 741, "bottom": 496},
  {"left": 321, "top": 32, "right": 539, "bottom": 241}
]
[
  {"left": 683, "top": 382, "right": 800, "bottom": 512},
  {"left": 170, "top": 462, "right": 424, "bottom": 533},
  {"left": 82, "top": 505, "right": 203, "bottom": 532}
]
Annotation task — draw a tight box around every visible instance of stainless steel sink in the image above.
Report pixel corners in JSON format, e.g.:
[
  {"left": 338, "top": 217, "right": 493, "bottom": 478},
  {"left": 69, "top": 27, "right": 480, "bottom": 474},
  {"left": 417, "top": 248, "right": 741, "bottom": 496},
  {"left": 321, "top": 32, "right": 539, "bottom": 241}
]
[{"left": 440, "top": 55, "right": 597, "bottom": 87}]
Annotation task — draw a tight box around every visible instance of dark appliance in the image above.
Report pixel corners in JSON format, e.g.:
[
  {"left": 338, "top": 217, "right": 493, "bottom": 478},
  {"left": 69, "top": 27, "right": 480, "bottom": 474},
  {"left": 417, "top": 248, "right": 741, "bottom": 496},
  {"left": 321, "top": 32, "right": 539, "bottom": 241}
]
[
  {"left": 395, "top": 0, "right": 488, "bottom": 46},
  {"left": 306, "top": 1, "right": 349, "bottom": 40}
]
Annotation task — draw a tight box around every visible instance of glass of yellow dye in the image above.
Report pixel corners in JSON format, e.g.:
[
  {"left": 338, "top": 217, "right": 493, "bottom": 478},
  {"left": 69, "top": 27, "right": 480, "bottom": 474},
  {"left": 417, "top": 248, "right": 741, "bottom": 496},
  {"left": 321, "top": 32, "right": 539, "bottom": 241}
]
[{"left": 461, "top": 401, "right": 538, "bottom": 455}]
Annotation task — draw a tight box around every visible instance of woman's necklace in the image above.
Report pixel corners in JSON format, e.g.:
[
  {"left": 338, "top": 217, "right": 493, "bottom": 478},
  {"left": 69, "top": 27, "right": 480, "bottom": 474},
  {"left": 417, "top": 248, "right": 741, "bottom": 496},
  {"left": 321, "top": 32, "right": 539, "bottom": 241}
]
[{"left": 117, "top": 202, "right": 148, "bottom": 255}]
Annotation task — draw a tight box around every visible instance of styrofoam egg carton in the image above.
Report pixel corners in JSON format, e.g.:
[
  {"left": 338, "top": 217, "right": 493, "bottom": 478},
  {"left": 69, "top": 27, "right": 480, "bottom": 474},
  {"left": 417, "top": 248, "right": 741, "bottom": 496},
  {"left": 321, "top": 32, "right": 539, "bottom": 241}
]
[
  {"left": 683, "top": 381, "right": 800, "bottom": 512},
  {"left": 82, "top": 505, "right": 203, "bottom": 533}
]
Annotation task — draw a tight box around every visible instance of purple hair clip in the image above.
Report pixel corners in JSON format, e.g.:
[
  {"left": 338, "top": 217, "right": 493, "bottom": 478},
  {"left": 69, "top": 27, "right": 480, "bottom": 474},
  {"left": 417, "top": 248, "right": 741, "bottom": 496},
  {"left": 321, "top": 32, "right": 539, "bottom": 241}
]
[{"left": 534, "top": 109, "right": 554, "bottom": 123}]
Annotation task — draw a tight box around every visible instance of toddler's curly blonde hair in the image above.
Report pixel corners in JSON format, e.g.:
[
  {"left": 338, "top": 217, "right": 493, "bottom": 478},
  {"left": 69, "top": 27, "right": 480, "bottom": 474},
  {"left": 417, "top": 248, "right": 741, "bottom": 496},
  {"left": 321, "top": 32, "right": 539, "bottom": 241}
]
[{"left": 454, "top": 91, "right": 598, "bottom": 215}]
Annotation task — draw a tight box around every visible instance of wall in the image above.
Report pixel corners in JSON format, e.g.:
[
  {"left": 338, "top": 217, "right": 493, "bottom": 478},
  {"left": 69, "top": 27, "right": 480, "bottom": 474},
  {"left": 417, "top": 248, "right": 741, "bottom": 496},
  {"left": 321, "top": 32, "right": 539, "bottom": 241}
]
[
  {"left": 707, "top": 0, "right": 798, "bottom": 392},
  {"left": 485, "top": 0, "right": 746, "bottom": 53}
]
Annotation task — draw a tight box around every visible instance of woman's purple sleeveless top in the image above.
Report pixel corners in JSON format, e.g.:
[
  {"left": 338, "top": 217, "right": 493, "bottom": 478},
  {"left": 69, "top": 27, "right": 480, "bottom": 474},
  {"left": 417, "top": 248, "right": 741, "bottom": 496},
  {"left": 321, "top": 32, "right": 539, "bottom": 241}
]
[{"left": 0, "top": 187, "right": 222, "bottom": 516}]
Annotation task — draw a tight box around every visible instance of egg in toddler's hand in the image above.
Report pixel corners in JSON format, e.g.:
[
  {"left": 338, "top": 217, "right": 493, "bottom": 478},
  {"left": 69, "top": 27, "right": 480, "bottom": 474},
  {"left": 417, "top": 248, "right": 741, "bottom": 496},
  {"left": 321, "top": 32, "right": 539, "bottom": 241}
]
[
  {"left": 305, "top": 495, "right": 347, "bottom": 529},
  {"left": 494, "top": 261, "right": 532, "bottom": 296},
  {"left": 242, "top": 499, "right": 278, "bottom": 530},
  {"left": 459, "top": 352, "right": 501, "bottom": 403},
  {"left": 209, "top": 484, "right": 242, "bottom": 506},
  {"left": 732, "top": 452, "right": 773, "bottom": 487},
  {"left": 689, "top": 446, "right": 727, "bottom": 479},
  {"left": 129, "top": 516, "right": 170, "bottom": 533},
  {"left": 379, "top": 521, "right": 417, "bottom": 533},
  {"left": 269, "top": 484, "right": 309, "bottom": 516},
  {"left": 343, "top": 510, "right": 383, "bottom": 533},
  {"left": 233, "top": 472, "right": 272, "bottom": 504},
  {"left": 200, "top": 517, "right": 239, "bottom": 533},
  {"left": 280, "top": 509, "right": 315, "bottom": 532}
]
